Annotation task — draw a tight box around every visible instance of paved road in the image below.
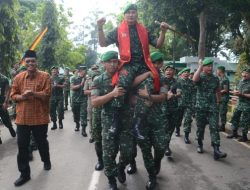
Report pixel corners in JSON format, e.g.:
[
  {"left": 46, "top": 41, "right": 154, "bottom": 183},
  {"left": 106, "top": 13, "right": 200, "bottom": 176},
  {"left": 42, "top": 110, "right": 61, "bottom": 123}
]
[{"left": 1, "top": 110, "right": 250, "bottom": 190}]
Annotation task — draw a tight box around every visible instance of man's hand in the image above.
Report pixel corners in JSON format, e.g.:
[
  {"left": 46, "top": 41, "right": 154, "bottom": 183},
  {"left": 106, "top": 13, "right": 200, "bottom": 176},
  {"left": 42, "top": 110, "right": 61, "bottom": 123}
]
[
  {"left": 160, "top": 22, "right": 170, "bottom": 32},
  {"left": 97, "top": 17, "right": 106, "bottom": 29},
  {"left": 138, "top": 85, "right": 149, "bottom": 99},
  {"left": 2, "top": 102, "right": 9, "bottom": 110},
  {"left": 232, "top": 90, "right": 241, "bottom": 97},
  {"left": 23, "top": 90, "right": 33, "bottom": 97},
  {"left": 167, "top": 91, "right": 174, "bottom": 100},
  {"left": 198, "top": 59, "right": 203, "bottom": 68},
  {"left": 112, "top": 86, "right": 126, "bottom": 98}
]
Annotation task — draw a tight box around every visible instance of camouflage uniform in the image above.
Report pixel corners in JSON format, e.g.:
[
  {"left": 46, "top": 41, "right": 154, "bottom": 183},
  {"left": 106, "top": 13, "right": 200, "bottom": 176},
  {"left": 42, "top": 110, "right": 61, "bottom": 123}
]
[
  {"left": 230, "top": 79, "right": 250, "bottom": 135},
  {"left": 135, "top": 72, "right": 167, "bottom": 177},
  {"left": 63, "top": 73, "right": 71, "bottom": 110},
  {"left": 105, "top": 26, "right": 157, "bottom": 106},
  {"left": 92, "top": 107, "right": 102, "bottom": 162},
  {"left": 92, "top": 71, "right": 133, "bottom": 178},
  {"left": 71, "top": 75, "right": 88, "bottom": 130},
  {"left": 195, "top": 73, "right": 220, "bottom": 146},
  {"left": 176, "top": 78, "right": 195, "bottom": 133},
  {"left": 218, "top": 76, "right": 230, "bottom": 126},
  {"left": 50, "top": 75, "right": 65, "bottom": 122}
]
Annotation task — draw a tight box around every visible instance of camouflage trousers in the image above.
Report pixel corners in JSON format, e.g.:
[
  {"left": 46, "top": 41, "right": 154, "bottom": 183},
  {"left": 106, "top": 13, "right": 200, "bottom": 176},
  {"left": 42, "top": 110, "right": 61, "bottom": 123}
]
[
  {"left": 231, "top": 108, "right": 250, "bottom": 134},
  {"left": 176, "top": 106, "right": 193, "bottom": 133},
  {"left": 102, "top": 109, "right": 133, "bottom": 177},
  {"left": 50, "top": 97, "right": 64, "bottom": 122},
  {"left": 219, "top": 101, "right": 228, "bottom": 126},
  {"left": 92, "top": 108, "right": 102, "bottom": 160},
  {"left": 63, "top": 90, "right": 70, "bottom": 108},
  {"left": 137, "top": 114, "right": 167, "bottom": 176},
  {"left": 196, "top": 109, "right": 220, "bottom": 146},
  {"left": 72, "top": 100, "right": 87, "bottom": 129},
  {"left": 164, "top": 109, "right": 179, "bottom": 144}
]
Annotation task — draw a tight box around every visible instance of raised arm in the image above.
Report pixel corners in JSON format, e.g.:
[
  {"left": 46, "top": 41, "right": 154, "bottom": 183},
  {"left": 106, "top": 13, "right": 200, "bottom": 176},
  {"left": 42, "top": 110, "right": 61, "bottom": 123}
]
[{"left": 97, "top": 18, "right": 108, "bottom": 47}]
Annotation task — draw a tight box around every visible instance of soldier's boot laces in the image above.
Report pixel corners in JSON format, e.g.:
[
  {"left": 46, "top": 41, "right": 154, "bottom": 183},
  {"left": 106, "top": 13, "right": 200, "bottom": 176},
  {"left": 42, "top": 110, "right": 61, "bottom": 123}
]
[
  {"left": 146, "top": 175, "right": 157, "bottom": 190},
  {"left": 117, "top": 164, "right": 126, "bottom": 184},
  {"left": 109, "top": 110, "right": 120, "bottom": 135},
  {"left": 238, "top": 133, "right": 248, "bottom": 142},
  {"left": 227, "top": 130, "right": 238, "bottom": 139},
  {"left": 59, "top": 120, "right": 63, "bottom": 129},
  {"left": 108, "top": 176, "right": 118, "bottom": 190},
  {"left": 8, "top": 126, "right": 16, "bottom": 137},
  {"left": 213, "top": 145, "right": 227, "bottom": 160},
  {"left": 127, "top": 160, "right": 137, "bottom": 174},
  {"left": 184, "top": 132, "right": 191, "bottom": 144},
  {"left": 197, "top": 139, "right": 203, "bottom": 153},
  {"left": 132, "top": 116, "right": 145, "bottom": 140},
  {"left": 219, "top": 124, "right": 225, "bottom": 132},
  {"left": 165, "top": 144, "right": 172, "bottom": 157},
  {"left": 51, "top": 122, "right": 57, "bottom": 130},
  {"left": 175, "top": 127, "right": 180, "bottom": 137},
  {"left": 75, "top": 122, "right": 80, "bottom": 131}
]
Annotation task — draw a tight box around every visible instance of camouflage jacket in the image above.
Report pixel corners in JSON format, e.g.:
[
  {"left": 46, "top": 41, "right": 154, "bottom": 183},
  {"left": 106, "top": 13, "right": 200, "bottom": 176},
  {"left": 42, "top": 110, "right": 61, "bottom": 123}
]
[
  {"left": 236, "top": 79, "right": 250, "bottom": 111},
  {"left": 63, "top": 74, "right": 71, "bottom": 91},
  {"left": 163, "top": 77, "right": 178, "bottom": 111},
  {"left": 51, "top": 75, "right": 65, "bottom": 98},
  {"left": 71, "top": 76, "right": 87, "bottom": 103},
  {"left": 219, "top": 76, "right": 230, "bottom": 102},
  {"left": 176, "top": 78, "right": 195, "bottom": 107}
]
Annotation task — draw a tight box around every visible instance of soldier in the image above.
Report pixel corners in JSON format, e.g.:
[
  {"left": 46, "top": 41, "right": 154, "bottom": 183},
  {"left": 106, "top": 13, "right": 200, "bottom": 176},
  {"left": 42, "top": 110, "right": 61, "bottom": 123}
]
[
  {"left": 91, "top": 51, "right": 133, "bottom": 190},
  {"left": 50, "top": 66, "right": 65, "bottom": 130},
  {"left": 0, "top": 73, "right": 16, "bottom": 144},
  {"left": 63, "top": 67, "right": 71, "bottom": 111},
  {"left": 216, "top": 66, "right": 230, "bottom": 132},
  {"left": 193, "top": 58, "right": 227, "bottom": 160},
  {"left": 162, "top": 64, "right": 179, "bottom": 157},
  {"left": 227, "top": 67, "right": 250, "bottom": 141},
  {"left": 71, "top": 66, "right": 88, "bottom": 137},
  {"left": 132, "top": 52, "right": 167, "bottom": 190},
  {"left": 97, "top": 4, "right": 169, "bottom": 136},
  {"left": 176, "top": 67, "right": 195, "bottom": 144}
]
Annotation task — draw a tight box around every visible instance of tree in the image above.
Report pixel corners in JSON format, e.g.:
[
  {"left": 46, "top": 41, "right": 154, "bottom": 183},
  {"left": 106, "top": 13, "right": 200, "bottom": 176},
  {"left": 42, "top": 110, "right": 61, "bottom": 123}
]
[
  {"left": 0, "top": 0, "right": 19, "bottom": 76},
  {"left": 39, "top": 0, "right": 60, "bottom": 71},
  {"left": 235, "top": 52, "right": 248, "bottom": 83}
]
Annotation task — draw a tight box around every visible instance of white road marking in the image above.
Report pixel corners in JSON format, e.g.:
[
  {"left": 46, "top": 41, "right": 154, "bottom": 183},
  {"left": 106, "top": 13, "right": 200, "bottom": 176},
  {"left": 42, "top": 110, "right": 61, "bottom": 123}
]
[{"left": 88, "top": 171, "right": 101, "bottom": 190}]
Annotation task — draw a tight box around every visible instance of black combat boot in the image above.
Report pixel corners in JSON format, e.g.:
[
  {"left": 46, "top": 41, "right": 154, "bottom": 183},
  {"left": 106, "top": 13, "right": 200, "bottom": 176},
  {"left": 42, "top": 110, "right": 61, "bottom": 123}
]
[
  {"left": 108, "top": 176, "right": 118, "bottom": 190},
  {"left": 7, "top": 125, "right": 16, "bottom": 137},
  {"left": 146, "top": 175, "right": 157, "bottom": 190},
  {"left": 238, "top": 133, "right": 248, "bottom": 142},
  {"left": 117, "top": 164, "right": 126, "bottom": 184},
  {"left": 81, "top": 127, "right": 87, "bottom": 137},
  {"left": 227, "top": 130, "right": 238, "bottom": 139},
  {"left": 108, "top": 109, "right": 120, "bottom": 135},
  {"left": 197, "top": 139, "right": 203, "bottom": 153},
  {"left": 175, "top": 127, "right": 180, "bottom": 137},
  {"left": 75, "top": 122, "right": 80, "bottom": 131},
  {"left": 89, "top": 138, "right": 94, "bottom": 143},
  {"left": 219, "top": 124, "right": 225, "bottom": 132},
  {"left": 59, "top": 120, "right": 63, "bottom": 129},
  {"left": 184, "top": 132, "right": 191, "bottom": 144},
  {"left": 165, "top": 143, "right": 172, "bottom": 157},
  {"left": 132, "top": 114, "right": 145, "bottom": 140},
  {"left": 213, "top": 145, "right": 227, "bottom": 160},
  {"left": 95, "top": 159, "right": 104, "bottom": 171},
  {"left": 127, "top": 160, "right": 137, "bottom": 174},
  {"left": 51, "top": 121, "right": 57, "bottom": 130}
]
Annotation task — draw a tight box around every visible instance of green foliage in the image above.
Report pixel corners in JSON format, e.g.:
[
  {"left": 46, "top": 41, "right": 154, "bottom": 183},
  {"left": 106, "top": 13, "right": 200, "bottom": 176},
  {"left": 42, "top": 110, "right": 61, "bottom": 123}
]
[
  {"left": 234, "top": 52, "right": 249, "bottom": 83},
  {"left": 0, "top": 0, "right": 19, "bottom": 76}
]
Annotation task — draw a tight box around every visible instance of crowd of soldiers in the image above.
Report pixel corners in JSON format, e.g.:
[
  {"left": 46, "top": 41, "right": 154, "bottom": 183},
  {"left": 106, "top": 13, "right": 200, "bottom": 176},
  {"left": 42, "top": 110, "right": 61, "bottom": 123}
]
[{"left": 0, "top": 3, "right": 250, "bottom": 190}]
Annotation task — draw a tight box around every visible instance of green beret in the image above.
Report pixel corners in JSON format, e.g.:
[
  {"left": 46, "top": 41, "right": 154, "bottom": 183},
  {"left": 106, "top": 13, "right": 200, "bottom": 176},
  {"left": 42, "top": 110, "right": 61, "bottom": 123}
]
[
  {"left": 164, "top": 64, "right": 175, "bottom": 70},
  {"left": 51, "top": 66, "right": 59, "bottom": 70},
  {"left": 178, "top": 67, "right": 190, "bottom": 75},
  {"left": 202, "top": 58, "right": 214, "bottom": 66},
  {"left": 78, "top": 65, "right": 87, "bottom": 70},
  {"left": 101, "top": 51, "right": 118, "bottom": 62},
  {"left": 150, "top": 52, "right": 164, "bottom": 63},
  {"left": 242, "top": 67, "right": 250, "bottom": 73},
  {"left": 124, "top": 3, "right": 137, "bottom": 14},
  {"left": 217, "top": 65, "right": 225, "bottom": 72}
]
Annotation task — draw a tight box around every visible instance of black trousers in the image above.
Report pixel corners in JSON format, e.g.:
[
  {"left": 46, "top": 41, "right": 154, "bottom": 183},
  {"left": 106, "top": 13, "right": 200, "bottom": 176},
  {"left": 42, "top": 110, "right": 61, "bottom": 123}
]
[{"left": 16, "top": 124, "right": 50, "bottom": 177}]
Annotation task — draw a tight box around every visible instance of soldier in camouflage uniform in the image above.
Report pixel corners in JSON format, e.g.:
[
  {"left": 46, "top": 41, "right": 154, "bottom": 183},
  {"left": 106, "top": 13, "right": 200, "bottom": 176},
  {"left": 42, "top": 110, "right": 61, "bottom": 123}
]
[
  {"left": 91, "top": 51, "right": 133, "bottom": 190},
  {"left": 132, "top": 52, "right": 167, "bottom": 190},
  {"left": 71, "top": 66, "right": 88, "bottom": 137},
  {"left": 227, "top": 67, "right": 250, "bottom": 142},
  {"left": 216, "top": 66, "right": 230, "bottom": 132},
  {"left": 193, "top": 58, "right": 227, "bottom": 160},
  {"left": 176, "top": 67, "right": 195, "bottom": 144},
  {"left": 162, "top": 64, "right": 179, "bottom": 157},
  {"left": 0, "top": 73, "right": 16, "bottom": 144},
  {"left": 63, "top": 67, "right": 71, "bottom": 111},
  {"left": 97, "top": 4, "right": 169, "bottom": 136},
  {"left": 50, "top": 66, "right": 65, "bottom": 130}
]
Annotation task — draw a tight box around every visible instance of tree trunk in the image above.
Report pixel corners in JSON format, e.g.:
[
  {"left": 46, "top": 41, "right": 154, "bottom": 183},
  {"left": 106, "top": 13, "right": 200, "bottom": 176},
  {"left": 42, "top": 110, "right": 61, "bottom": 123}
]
[{"left": 198, "top": 10, "right": 206, "bottom": 60}]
